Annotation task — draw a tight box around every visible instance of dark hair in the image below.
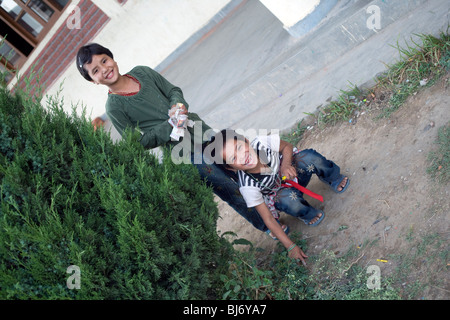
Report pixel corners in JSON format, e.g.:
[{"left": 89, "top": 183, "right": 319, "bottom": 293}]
[
  {"left": 202, "top": 129, "right": 248, "bottom": 169},
  {"left": 76, "top": 43, "right": 114, "bottom": 81}
]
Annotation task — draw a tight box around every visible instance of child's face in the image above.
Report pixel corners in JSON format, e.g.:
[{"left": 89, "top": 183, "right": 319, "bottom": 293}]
[
  {"left": 83, "top": 54, "right": 119, "bottom": 86},
  {"left": 222, "top": 138, "right": 259, "bottom": 171}
]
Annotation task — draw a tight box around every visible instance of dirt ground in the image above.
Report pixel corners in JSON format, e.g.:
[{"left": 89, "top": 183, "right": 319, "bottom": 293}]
[{"left": 215, "top": 73, "right": 450, "bottom": 299}]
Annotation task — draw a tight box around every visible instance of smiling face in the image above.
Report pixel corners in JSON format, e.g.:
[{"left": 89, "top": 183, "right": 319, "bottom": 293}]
[
  {"left": 83, "top": 54, "right": 119, "bottom": 86},
  {"left": 222, "top": 138, "right": 259, "bottom": 171}
]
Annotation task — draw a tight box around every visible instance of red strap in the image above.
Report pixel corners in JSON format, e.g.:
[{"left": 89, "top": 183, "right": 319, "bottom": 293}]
[{"left": 282, "top": 179, "right": 324, "bottom": 203}]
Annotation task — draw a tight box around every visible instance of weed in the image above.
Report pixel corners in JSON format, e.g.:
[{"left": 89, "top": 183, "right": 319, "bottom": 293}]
[
  {"left": 287, "top": 31, "right": 450, "bottom": 132},
  {"left": 282, "top": 84, "right": 367, "bottom": 146},
  {"left": 388, "top": 231, "right": 449, "bottom": 299},
  {"left": 281, "top": 119, "right": 308, "bottom": 146},
  {"left": 376, "top": 32, "right": 450, "bottom": 119},
  {"left": 427, "top": 123, "right": 450, "bottom": 183},
  {"left": 218, "top": 246, "right": 274, "bottom": 300},
  {"left": 318, "top": 84, "right": 365, "bottom": 127},
  {"left": 220, "top": 232, "right": 402, "bottom": 300}
]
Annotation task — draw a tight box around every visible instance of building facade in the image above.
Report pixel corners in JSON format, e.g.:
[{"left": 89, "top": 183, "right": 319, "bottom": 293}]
[
  {"left": 1, "top": 0, "right": 114, "bottom": 93},
  {"left": 1, "top": 0, "right": 233, "bottom": 105},
  {"left": 1, "top": 0, "right": 327, "bottom": 120}
]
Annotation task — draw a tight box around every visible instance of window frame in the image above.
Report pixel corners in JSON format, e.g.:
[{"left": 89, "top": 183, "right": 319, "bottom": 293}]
[{"left": 0, "top": 0, "right": 70, "bottom": 82}]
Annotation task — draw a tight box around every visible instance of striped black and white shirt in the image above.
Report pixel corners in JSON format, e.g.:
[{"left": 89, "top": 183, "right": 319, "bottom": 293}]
[{"left": 238, "top": 134, "right": 282, "bottom": 208}]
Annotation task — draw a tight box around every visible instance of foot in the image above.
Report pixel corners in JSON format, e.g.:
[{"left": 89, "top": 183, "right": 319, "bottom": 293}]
[
  {"left": 308, "top": 212, "right": 323, "bottom": 225},
  {"left": 336, "top": 176, "right": 348, "bottom": 192}
]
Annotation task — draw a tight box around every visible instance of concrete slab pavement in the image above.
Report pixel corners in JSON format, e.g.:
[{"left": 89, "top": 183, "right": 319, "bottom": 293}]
[{"left": 158, "top": 0, "right": 450, "bottom": 133}]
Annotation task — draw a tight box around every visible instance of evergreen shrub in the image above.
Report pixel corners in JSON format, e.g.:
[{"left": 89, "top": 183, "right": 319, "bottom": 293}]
[{"left": 0, "top": 83, "right": 230, "bottom": 299}]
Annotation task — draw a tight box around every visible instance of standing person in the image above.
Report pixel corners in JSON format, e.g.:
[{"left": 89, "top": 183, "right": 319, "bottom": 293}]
[
  {"left": 76, "top": 43, "right": 267, "bottom": 230},
  {"left": 205, "top": 129, "right": 350, "bottom": 265}
]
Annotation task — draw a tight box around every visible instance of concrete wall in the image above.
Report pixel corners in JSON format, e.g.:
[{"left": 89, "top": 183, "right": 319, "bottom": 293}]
[{"left": 259, "top": 0, "right": 320, "bottom": 28}]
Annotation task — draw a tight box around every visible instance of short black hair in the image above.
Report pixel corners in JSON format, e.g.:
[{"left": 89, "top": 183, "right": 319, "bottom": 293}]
[
  {"left": 203, "top": 129, "right": 271, "bottom": 169},
  {"left": 76, "top": 43, "right": 114, "bottom": 81},
  {"left": 202, "top": 129, "right": 247, "bottom": 168}
]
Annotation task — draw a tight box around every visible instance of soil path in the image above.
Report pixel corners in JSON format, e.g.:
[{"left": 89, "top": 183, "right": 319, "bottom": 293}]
[{"left": 216, "top": 73, "right": 450, "bottom": 299}]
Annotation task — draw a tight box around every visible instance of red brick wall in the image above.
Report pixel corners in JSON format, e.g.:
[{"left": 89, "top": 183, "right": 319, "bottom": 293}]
[{"left": 17, "top": 0, "right": 110, "bottom": 98}]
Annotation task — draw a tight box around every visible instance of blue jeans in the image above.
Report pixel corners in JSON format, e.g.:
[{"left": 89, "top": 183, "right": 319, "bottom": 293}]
[
  {"left": 191, "top": 152, "right": 268, "bottom": 232},
  {"left": 192, "top": 148, "right": 342, "bottom": 232},
  {"left": 274, "top": 149, "right": 342, "bottom": 223}
]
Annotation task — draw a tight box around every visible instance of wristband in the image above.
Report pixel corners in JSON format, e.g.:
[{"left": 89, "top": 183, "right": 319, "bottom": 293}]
[{"left": 287, "top": 244, "right": 297, "bottom": 252}]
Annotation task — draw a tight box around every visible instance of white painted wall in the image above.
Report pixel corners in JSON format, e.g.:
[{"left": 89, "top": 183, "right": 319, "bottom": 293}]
[
  {"left": 259, "top": 0, "right": 320, "bottom": 28},
  {"left": 44, "top": 0, "right": 231, "bottom": 120}
]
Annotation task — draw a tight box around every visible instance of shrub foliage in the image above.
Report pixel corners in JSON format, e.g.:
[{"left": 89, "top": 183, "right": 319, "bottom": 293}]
[{"left": 0, "top": 85, "right": 228, "bottom": 299}]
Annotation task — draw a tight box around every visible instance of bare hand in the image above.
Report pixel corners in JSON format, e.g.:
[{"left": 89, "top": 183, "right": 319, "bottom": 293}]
[
  {"left": 281, "top": 164, "right": 297, "bottom": 180},
  {"left": 288, "top": 246, "right": 308, "bottom": 267},
  {"left": 91, "top": 117, "right": 105, "bottom": 131}
]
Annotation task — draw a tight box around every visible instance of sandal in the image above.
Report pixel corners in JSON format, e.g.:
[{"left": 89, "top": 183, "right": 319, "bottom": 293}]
[
  {"left": 266, "top": 220, "right": 290, "bottom": 240},
  {"left": 329, "top": 175, "right": 350, "bottom": 194},
  {"left": 300, "top": 210, "right": 325, "bottom": 227}
]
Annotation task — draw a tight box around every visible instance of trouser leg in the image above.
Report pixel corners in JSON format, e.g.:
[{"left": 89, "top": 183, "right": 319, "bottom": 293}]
[
  {"left": 293, "top": 149, "right": 342, "bottom": 187},
  {"left": 274, "top": 149, "right": 340, "bottom": 223},
  {"left": 274, "top": 187, "right": 321, "bottom": 223},
  {"left": 191, "top": 152, "right": 268, "bottom": 232}
]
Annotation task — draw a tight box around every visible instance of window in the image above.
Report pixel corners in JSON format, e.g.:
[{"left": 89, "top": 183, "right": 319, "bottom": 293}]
[{"left": 0, "top": 0, "right": 70, "bottom": 83}]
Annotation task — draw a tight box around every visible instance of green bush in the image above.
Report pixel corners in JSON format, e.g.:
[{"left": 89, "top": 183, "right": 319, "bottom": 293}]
[{"left": 0, "top": 83, "right": 230, "bottom": 299}]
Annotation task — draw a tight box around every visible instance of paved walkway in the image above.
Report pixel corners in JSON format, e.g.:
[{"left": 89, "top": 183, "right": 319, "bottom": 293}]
[
  {"left": 157, "top": 0, "right": 450, "bottom": 133},
  {"left": 104, "top": 0, "right": 449, "bottom": 141}
]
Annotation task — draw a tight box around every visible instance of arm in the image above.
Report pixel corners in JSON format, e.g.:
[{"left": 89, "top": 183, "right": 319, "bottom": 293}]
[
  {"left": 139, "top": 122, "right": 173, "bottom": 149},
  {"left": 91, "top": 116, "right": 105, "bottom": 131},
  {"left": 108, "top": 108, "right": 172, "bottom": 149},
  {"left": 254, "top": 202, "right": 308, "bottom": 265},
  {"left": 279, "top": 139, "right": 297, "bottom": 180},
  {"left": 107, "top": 108, "right": 131, "bottom": 138},
  {"left": 145, "top": 67, "right": 189, "bottom": 111}
]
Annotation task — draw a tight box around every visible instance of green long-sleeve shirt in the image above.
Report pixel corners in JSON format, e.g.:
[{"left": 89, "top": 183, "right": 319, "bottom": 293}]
[{"left": 105, "top": 66, "right": 211, "bottom": 151}]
